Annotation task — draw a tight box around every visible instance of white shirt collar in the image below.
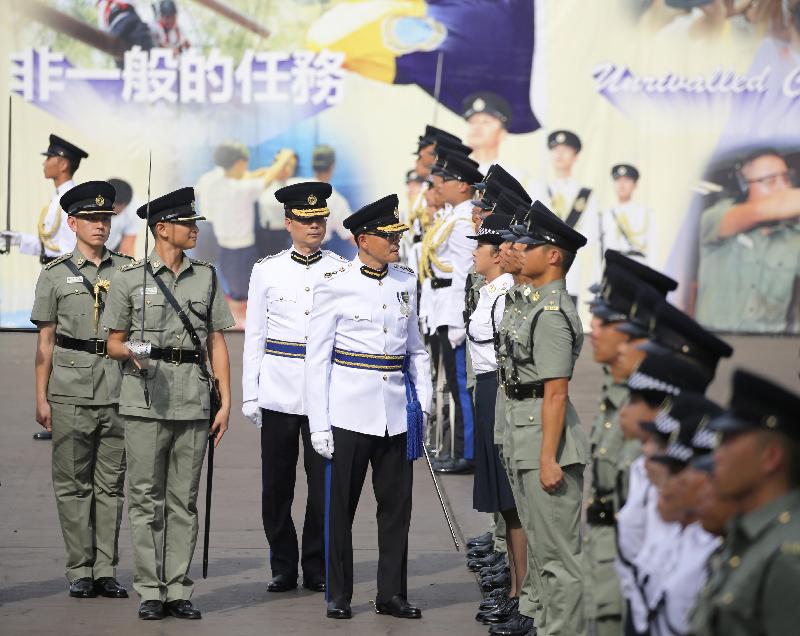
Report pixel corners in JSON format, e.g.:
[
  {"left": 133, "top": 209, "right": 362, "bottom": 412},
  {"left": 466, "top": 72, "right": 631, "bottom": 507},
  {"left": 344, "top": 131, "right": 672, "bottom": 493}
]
[
  {"left": 481, "top": 272, "right": 514, "bottom": 298},
  {"left": 56, "top": 179, "right": 75, "bottom": 195}
]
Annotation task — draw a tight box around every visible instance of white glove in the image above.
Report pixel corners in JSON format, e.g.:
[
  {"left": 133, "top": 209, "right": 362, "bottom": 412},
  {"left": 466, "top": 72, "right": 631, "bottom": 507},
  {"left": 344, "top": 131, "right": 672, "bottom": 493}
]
[
  {"left": 242, "top": 400, "right": 262, "bottom": 427},
  {"left": 310, "top": 431, "right": 334, "bottom": 459},
  {"left": 0, "top": 231, "right": 21, "bottom": 247},
  {"left": 448, "top": 325, "right": 466, "bottom": 348}
]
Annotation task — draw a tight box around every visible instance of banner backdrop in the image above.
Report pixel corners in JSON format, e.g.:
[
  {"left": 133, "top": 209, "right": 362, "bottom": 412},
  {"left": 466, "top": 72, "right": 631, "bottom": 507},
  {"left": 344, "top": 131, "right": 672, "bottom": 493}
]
[{"left": 1, "top": 0, "right": 798, "bottom": 333}]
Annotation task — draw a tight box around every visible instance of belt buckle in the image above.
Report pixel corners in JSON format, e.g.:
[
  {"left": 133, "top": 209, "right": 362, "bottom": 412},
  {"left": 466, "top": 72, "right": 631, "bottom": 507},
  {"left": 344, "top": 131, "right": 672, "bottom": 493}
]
[
  {"left": 94, "top": 339, "right": 106, "bottom": 356},
  {"left": 171, "top": 347, "right": 182, "bottom": 365}
]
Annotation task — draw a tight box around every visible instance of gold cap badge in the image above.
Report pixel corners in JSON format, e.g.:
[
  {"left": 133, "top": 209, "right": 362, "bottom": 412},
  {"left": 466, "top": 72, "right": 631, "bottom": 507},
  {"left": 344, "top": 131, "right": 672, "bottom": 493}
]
[
  {"left": 308, "top": 194, "right": 318, "bottom": 205},
  {"left": 556, "top": 132, "right": 566, "bottom": 144},
  {"left": 95, "top": 195, "right": 104, "bottom": 206},
  {"left": 473, "top": 97, "right": 486, "bottom": 112},
  {"left": 618, "top": 166, "right": 627, "bottom": 176}
]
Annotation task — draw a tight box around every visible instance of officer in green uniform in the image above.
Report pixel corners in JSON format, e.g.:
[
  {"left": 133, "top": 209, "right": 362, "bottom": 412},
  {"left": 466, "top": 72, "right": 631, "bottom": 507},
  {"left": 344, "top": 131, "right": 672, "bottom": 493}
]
[
  {"left": 690, "top": 369, "right": 800, "bottom": 635},
  {"left": 103, "top": 187, "right": 234, "bottom": 621},
  {"left": 30, "top": 181, "right": 132, "bottom": 599},
  {"left": 495, "top": 200, "right": 589, "bottom": 636},
  {"left": 584, "top": 255, "right": 678, "bottom": 636}
]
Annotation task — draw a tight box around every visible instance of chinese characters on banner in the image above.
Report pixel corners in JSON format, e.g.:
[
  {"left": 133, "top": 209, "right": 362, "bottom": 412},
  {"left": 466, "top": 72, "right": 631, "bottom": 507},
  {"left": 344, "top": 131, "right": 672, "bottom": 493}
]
[{"left": 10, "top": 47, "right": 346, "bottom": 106}]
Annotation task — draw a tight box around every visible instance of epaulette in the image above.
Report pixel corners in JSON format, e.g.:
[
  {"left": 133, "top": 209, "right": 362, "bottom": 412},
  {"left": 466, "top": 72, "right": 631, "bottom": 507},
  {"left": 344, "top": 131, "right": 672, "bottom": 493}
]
[
  {"left": 256, "top": 248, "right": 288, "bottom": 264},
  {"left": 189, "top": 257, "right": 214, "bottom": 268},
  {"left": 109, "top": 249, "right": 134, "bottom": 261},
  {"left": 44, "top": 253, "right": 72, "bottom": 269},
  {"left": 391, "top": 263, "right": 416, "bottom": 276},
  {"left": 322, "top": 249, "right": 348, "bottom": 262},
  {"left": 121, "top": 258, "right": 145, "bottom": 271},
  {"left": 323, "top": 262, "right": 353, "bottom": 279}
]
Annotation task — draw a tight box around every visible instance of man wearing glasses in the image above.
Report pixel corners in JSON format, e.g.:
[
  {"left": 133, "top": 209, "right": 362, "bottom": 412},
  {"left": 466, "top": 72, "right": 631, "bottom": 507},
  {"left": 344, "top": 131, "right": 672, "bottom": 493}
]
[{"left": 696, "top": 148, "right": 800, "bottom": 333}]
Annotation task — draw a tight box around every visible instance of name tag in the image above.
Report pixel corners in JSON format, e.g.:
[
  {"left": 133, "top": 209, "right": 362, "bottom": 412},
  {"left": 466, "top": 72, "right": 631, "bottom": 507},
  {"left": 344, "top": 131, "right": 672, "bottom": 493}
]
[
  {"left": 66, "top": 276, "right": 83, "bottom": 283},
  {"left": 140, "top": 287, "right": 158, "bottom": 295}
]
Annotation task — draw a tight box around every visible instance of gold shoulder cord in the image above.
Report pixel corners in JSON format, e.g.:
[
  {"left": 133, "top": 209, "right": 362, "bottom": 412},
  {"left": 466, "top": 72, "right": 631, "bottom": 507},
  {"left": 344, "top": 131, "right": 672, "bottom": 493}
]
[
  {"left": 419, "top": 214, "right": 445, "bottom": 281},
  {"left": 38, "top": 204, "right": 61, "bottom": 252},
  {"left": 426, "top": 217, "right": 456, "bottom": 275},
  {"left": 616, "top": 211, "right": 647, "bottom": 254}
]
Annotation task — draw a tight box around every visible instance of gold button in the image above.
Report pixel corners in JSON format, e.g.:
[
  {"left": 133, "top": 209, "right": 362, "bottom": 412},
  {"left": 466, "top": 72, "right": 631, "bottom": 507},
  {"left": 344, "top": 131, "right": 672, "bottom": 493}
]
[
  {"left": 604, "top": 421, "right": 612, "bottom": 429},
  {"left": 379, "top": 281, "right": 383, "bottom": 286},
  {"left": 103, "top": 327, "right": 108, "bottom": 331},
  {"left": 280, "top": 297, "right": 283, "bottom": 300},
  {"left": 382, "top": 375, "right": 387, "bottom": 381},
  {"left": 355, "top": 315, "right": 359, "bottom": 319},
  {"left": 722, "top": 593, "right": 734, "bottom": 605},
  {"left": 146, "top": 300, "right": 151, "bottom": 305},
  {"left": 305, "top": 310, "right": 309, "bottom": 315},
  {"left": 600, "top": 404, "right": 607, "bottom": 412},
  {"left": 779, "top": 511, "right": 791, "bottom": 524},
  {"left": 70, "top": 361, "right": 75, "bottom": 366},
  {"left": 599, "top": 448, "right": 607, "bottom": 455},
  {"left": 528, "top": 416, "right": 534, "bottom": 422},
  {"left": 729, "top": 556, "right": 740, "bottom": 568},
  {"left": 766, "top": 415, "right": 778, "bottom": 429},
  {"left": 305, "top": 286, "right": 310, "bottom": 292},
  {"left": 383, "top": 304, "right": 387, "bottom": 309},
  {"left": 383, "top": 327, "right": 388, "bottom": 333}
]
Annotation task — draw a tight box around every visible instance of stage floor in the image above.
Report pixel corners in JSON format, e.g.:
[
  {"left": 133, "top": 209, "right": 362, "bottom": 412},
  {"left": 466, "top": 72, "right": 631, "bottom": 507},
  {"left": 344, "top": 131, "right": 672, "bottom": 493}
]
[{"left": 0, "top": 331, "right": 796, "bottom": 635}]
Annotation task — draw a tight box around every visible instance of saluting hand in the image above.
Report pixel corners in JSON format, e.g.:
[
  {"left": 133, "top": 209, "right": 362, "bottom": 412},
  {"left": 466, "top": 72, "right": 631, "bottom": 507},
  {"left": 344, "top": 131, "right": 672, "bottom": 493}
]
[
  {"left": 540, "top": 457, "right": 563, "bottom": 494},
  {"left": 35, "top": 399, "right": 52, "bottom": 432},
  {"left": 210, "top": 409, "right": 229, "bottom": 448}
]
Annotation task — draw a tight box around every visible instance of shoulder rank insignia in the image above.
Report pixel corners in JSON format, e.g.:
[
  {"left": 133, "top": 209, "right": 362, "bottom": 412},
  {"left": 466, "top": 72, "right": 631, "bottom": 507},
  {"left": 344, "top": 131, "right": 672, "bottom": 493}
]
[
  {"left": 122, "top": 258, "right": 145, "bottom": 271},
  {"left": 323, "top": 263, "right": 351, "bottom": 279},
  {"left": 391, "top": 263, "right": 415, "bottom": 275},
  {"left": 323, "top": 249, "right": 349, "bottom": 262},
  {"left": 531, "top": 291, "right": 541, "bottom": 302},
  {"left": 44, "top": 253, "right": 72, "bottom": 270},
  {"left": 189, "top": 257, "right": 214, "bottom": 268},
  {"left": 109, "top": 249, "right": 134, "bottom": 261}
]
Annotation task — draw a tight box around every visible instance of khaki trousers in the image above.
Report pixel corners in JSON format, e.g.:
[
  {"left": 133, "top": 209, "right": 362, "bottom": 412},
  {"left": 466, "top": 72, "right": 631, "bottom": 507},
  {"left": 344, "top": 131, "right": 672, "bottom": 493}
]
[{"left": 125, "top": 416, "right": 207, "bottom": 602}]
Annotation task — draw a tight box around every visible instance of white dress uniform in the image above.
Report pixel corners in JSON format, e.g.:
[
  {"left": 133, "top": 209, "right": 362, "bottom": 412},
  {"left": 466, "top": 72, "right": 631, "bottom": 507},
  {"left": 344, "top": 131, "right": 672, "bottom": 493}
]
[
  {"left": 650, "top": 522, "right": 721, "bottom": 636},
  {"left": 305, "top": 256, "right": 432, "bottom": 436},
  {"left": 242, "top": 248, "right": 348, "bottom": 418},
  {"left": 428, "top": 199, "right": 474, "bottom": 331},
  {"left": 19, "top": 180, "right": 76, "bottom": 259},
  {"left": 600, "top": 200, "right": 655, "bottom": 264},
  {"left": 467, "top": 272, "right": 513, "bottom": 373}
]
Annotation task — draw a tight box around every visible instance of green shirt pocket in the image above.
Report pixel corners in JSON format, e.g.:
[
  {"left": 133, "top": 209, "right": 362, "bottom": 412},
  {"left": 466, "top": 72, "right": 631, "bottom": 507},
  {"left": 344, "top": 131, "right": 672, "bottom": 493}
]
[
  {"left": 49, "top": 348, "right": 94, "bottom": 399},
  {"left": 133, "top": 296, "right": 166, "bottom": 333}
]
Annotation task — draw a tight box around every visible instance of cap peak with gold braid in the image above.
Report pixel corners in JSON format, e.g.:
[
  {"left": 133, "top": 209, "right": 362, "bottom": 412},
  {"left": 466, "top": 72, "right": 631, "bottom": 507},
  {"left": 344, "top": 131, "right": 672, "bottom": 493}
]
[
  {"left": 344, "top": 194, "right": 409, "bottom": 237},
  {"left": 274, "top": 181, "right": 332, "bottom": 219}
]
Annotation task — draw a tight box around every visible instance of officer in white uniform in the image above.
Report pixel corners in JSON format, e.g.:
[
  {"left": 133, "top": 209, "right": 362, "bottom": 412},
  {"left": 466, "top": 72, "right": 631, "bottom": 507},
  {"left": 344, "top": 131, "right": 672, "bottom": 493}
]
[
  {"left": 242, "top": 182, "right": 347, "bottom": 594},
  {"left": 427, "top": 153, "right": 484, "bottom": 473},
  {"left": 2, "top": 135, "right": 87, "bottom": 263},
  {"left": 600, "top": 164, "right": 655, "bottom": 265},
  {"left": 304, "top": 194, "right": 432, "bottom": 621},
  {"left": 2, "top": 134, "right": 88, "bottom": 441}
]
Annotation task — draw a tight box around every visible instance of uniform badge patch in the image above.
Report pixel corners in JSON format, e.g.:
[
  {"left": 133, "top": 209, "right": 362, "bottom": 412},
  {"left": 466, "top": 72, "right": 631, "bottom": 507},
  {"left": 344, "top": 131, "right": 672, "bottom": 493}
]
[
  {"left": 66, "top": 276, "right": 83, "bottom": 283},
  {"left": 397, "top": 291, "right": 411, "bottom": 317}
]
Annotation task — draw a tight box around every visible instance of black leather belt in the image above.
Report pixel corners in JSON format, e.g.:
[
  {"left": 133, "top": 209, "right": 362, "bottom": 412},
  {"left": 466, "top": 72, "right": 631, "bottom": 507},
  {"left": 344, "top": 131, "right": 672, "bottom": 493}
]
[
  {"left": 150, "top": 346, "right": 206, "bottom": 365},
  {"left": 55, "top": 334, "right": 107, "bottom": 356},
  {"left": 586, "top": 497, "right": 616, "bottom": 526},
  {"left": 430, "top": 276, "right": 452, "bottom": 289},
  {"left": 505, "top": 382, "right": 544, "bottom": 400}
]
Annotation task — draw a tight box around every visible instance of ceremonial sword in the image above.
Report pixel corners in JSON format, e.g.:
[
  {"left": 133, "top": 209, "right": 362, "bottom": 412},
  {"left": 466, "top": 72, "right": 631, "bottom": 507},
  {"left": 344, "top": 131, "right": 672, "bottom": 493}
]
[{"left": 423, "top": 444, "right": 461, "bottom": 551}]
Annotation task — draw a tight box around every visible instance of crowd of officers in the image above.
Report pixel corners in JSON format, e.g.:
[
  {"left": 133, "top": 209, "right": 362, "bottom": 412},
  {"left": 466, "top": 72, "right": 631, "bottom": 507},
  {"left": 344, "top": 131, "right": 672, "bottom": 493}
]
[
  {"left": 12, "top": 126, "right": 800, "bottom": 634},
  {"left": 403, "top": 123, "right": 800, "bottom": 636}
]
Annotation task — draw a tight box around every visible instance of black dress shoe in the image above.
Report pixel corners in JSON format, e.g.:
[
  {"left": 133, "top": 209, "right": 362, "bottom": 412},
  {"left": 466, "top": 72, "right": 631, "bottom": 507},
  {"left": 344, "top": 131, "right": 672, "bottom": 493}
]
[
  {"left": 94, "top": 577, "right": 128, "bottom": 598},
  {"left": 480, "top": 571, "right": 512, "bottom": 592},
  {"left": 433, "top": 457, "right": 456, "bottom": 473},
  {"left": 467, "top": 551, "right": 505, "bottom": 571},
  {"left": 480, "top": 562, "right": 510, "bottom": 577},
  {"left": 437, "top": 458, "right": 474, "bottom": 474},
  {"left": 69, "top": 577, "right": 97, "bottom": 598},
  {"left": 326, "top": 601, "right": 352, "bottom": 619},
  {"left": 489, "top": 613, "right": 534, "bottom": 635},
  {"left": 165, "top": 599, "right": 202, "bottom": 619},
  {"left": 138, "top": 600, "right": 164, "bottom": 620},
  {"left": 467, "top": 531, "right": 494, "bottom": 548},
  {"left": 374, "top": 595, "right": 422, "bottom": 619},
  {"left": 33, "top": 430, "right": 52, "bottom": 440},
  {"left": 267, "top": 573, "right": 298, "bottom": 592},
  {"left": 478, "top": 594, "right": 505, "bottom": 613},
  {"left": 478, "top": 596, "right": 519, "bottom": 625},
  {"left": 302, "top": 578, "right": 325, "bottom": 592},
  {"left": 485, "top": 586, "right": 511, "bottom": 600},
  {"left": 466, "top": 543, "right": 494, "bottom": 559}
]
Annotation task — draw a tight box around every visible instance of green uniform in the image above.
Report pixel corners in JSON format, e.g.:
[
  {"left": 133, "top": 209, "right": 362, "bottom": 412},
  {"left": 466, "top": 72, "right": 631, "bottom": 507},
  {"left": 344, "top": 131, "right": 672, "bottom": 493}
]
[
  {"left": 496, "top": 281, "right": 542, "bottom": 621},
  {"left": 584, "top": 372, "right": 629, "bottom": 635},
  {"left": 503, "top": 278, "right": 588, "bottom": 635},
  {"left": 102, "top": 250, "right": 233, "bottom": 602},
  {"left": 696, "top": 196, "right": 800, "bottom": 333},
  {"left": 689, "top": 491, "right": 800, "bottom": 636},
  {"left": 30, "top": 247, "right": 133, "bottom": 581}
]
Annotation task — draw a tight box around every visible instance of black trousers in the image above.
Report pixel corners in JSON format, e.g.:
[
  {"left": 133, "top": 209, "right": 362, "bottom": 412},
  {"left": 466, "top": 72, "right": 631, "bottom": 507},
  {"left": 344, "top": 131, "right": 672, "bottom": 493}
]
[
  {"left": 435, "top": 326, "right": 475, "bottom": 460},
  {"left": 260, "top": 409, "right": 326, "bottom": 581},
  {"left": 326, "top": 427, "right": 413, "bottom": 606}
]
